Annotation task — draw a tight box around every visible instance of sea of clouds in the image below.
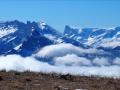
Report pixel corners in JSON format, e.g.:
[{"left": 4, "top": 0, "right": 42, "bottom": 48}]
[{"left": 0, "top": 43, "right": 120, "bottom": 78}]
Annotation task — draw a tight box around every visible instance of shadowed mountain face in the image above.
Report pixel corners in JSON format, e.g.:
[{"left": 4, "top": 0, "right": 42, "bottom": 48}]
[
  {"left": 0, "top": 20, "right": 88, "bottom": 56},
  {"left": 0, "top": 20, "right": 120, "bottom": 58},
  {"left": 0, "top": 21, "right": 54, "bottom": 56}
]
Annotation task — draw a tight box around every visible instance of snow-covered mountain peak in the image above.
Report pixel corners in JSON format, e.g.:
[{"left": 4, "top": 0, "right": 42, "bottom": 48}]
[
  {"left": 0, "top": 20, "right": 120, "bottom": 59},
  {"left": 38, "top": 22, "right": 47, "bottom": 30},
  {"left": 64, "top": 25, "right": 120, "bottom": 48}
]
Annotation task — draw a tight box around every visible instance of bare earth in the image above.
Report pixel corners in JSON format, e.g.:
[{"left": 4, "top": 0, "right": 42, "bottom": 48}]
[{"left": 0, "top": 71, "right": 120, "bottom": 90}]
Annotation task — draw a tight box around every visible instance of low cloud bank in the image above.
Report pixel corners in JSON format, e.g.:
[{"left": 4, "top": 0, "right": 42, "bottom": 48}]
[
  {"left": 35, "top": 43, "right": 106, "bottom": 58},
  {"left": 0, "top": 43, "right": 120, "bottom": 78},
  {"left": 54, "top": 54, "right": 92, "bottom": 66},
  {"left": 0, "top": 55, "right": 42, "bottom": 72},
  {"left": 0, "top": 54, "right": 120, "bottom": 78},
  {"left": 53, "top": 54, "right": 120, "bottom": 66}
]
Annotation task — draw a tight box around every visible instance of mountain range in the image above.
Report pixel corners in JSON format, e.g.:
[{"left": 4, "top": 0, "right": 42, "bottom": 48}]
[{"left": 0, "top": 20, "right": 120, "bottom": 60}]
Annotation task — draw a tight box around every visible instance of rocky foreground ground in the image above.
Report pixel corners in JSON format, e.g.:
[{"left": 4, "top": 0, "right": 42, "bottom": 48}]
[{"left": 0, "top": 71, "right": 120, "bottom": 90}]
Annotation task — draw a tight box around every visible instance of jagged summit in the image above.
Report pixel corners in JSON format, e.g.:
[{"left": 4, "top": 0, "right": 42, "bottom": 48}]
[{"left": 38, "top": 21, "right": 47, "bottom": 30}]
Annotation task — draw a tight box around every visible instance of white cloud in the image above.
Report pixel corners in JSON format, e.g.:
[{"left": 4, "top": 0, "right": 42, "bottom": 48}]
[
  {"left": 113, "top": 58, "right": 120, "bottom": 65},
  {"left": 0, "top": 43, "right": 120, "bottom": 78},
  {"left": 0, "top": 54, "right": 120, "bottom": 78},
  {"left": 0, "top": 55, "right": 42, "bottom": 72},
  {"left": 35, "top": 43, "right": 105, "bottom": 58},
  {"left": 54, "top": 54, "right": 92, "bottom": 66},
  {"left": 92, "top": 58, "right": 110, "bottom": 66},
  {"left": 44, "top": 34, "right": 63, "bottom": 43}
]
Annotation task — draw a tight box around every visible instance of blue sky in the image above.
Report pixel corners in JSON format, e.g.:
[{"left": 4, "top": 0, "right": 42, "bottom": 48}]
[{"left": 0, "top": 0, "right": 120, "bottom": 31}]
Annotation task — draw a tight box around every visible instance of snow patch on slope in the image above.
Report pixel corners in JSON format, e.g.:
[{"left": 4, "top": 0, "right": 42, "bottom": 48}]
[
  {"left": 0, "top": 26, "right": 17, "bottom": 38},
  {"left": 14, "top": 43, "right": 23, "bottom": 50}
]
